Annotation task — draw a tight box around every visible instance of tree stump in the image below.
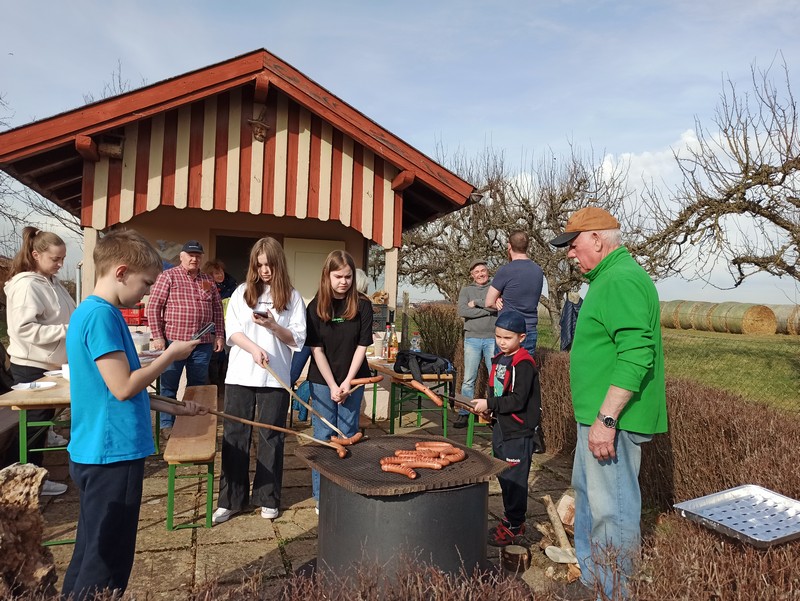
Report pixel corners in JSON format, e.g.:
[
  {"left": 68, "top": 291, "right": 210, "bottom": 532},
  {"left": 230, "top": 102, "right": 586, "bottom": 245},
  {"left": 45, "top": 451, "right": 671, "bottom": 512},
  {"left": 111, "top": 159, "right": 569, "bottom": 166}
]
[{"left": 0, "top": 463, "right": 57, "bottom": 597}]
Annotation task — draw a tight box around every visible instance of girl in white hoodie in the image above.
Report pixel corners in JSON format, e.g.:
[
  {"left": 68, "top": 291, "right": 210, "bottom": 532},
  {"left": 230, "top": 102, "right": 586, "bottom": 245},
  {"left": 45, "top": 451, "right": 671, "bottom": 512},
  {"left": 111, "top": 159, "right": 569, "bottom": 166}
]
[{"left": 5, "top": 227, "right": 76, "bottom": 495}]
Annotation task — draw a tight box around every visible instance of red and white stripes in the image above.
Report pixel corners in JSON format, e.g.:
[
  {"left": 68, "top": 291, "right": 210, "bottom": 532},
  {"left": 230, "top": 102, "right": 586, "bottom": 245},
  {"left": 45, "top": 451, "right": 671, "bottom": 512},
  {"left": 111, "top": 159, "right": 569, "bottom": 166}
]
[{"left": 81, "top": 86, "right": 401, "bottom": 248}]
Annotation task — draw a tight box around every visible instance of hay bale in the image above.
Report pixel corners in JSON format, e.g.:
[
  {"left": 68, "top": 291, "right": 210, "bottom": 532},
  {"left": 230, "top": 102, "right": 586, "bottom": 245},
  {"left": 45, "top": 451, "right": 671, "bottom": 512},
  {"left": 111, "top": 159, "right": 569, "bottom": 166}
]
[
  {"left": 710, "top": 301, "right": 739, "bottom": 333},
  {"left": 660, "top": 300, "right": 686, "bottom": 329},
  {"left": 688, "top": 301, "right": 717, "bottom": 332},
  {"left": 718, "top": 303, "right": 776, "bottom": 335},
  {"left": 767, "top": 304, "right": 800, "bottom": 335},
  {"left": 676, "top": 301, "right": 716, "bottom": 330}
]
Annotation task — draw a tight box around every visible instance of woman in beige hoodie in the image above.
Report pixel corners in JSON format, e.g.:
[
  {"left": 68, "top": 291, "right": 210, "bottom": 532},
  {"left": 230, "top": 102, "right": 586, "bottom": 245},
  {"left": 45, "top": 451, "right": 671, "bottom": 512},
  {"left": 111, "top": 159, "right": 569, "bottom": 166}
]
[{"left": 5, "top": 227, "right": 76, "bottom": 495}]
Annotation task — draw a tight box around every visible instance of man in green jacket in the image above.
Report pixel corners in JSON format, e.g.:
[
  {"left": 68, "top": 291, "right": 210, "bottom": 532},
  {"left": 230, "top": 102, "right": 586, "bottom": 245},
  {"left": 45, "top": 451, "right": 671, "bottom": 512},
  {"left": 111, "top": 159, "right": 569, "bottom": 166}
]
[{"left": 550, "top": 207, "right": 667, "bottom": 600}]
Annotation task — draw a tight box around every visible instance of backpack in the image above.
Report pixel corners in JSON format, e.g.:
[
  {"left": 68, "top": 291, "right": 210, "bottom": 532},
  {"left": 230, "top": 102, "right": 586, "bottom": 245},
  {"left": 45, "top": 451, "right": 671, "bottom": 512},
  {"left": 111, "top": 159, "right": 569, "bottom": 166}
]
[{"left": 393, "top": 350, "right": 454, "bottom": 383}]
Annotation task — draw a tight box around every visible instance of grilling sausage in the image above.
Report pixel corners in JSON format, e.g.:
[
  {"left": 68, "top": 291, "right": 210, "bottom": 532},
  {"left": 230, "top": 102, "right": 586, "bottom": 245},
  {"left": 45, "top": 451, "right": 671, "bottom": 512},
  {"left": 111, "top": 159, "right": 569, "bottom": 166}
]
[
  {"left": 381, "top": 464, "right": 417, "bottom": 479},
  {"left": 394, "top": 448, "right": 439, "bottom": 458},
  {"left": 409, "top": 380, "right": 444, "bottom": 407},
  {"left": 442, "top": 448, "right": 466, "bottom": 463},
  {"left": 415, "top": 441, "right": 455, "bottom": 451},
  {"left": 330, "top": 432, "right": 364, "bottom": 446},
  {"left": 399, "top": 460, "right": 445, "bottom": 470},
  {"left": 380, "top": 456, "right": 409, "bottom": 465}
]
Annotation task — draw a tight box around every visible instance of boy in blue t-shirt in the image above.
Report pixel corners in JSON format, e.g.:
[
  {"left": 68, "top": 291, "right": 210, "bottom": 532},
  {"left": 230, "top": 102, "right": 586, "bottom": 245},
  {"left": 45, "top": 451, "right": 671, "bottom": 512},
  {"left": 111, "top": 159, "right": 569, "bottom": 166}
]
[
  {"left": 62, "top": 230, "right": 207, "bottom": 600},
  {"left": 473, "top": 310, "right": 541, "bottom": 547}
]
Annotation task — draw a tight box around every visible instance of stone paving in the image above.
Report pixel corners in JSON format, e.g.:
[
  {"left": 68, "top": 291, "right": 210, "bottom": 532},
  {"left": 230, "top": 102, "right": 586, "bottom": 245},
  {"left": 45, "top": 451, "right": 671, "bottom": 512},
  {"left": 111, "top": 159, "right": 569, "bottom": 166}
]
[{"left": 39, "top": 404, "right": 575, "bottom": 599}]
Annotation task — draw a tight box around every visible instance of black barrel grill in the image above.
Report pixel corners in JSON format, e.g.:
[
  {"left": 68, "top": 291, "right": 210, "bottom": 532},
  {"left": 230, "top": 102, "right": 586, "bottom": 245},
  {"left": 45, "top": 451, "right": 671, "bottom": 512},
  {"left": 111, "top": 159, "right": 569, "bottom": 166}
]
[{"left": 295, "top": 434, "right": 508, "bottom": 578}]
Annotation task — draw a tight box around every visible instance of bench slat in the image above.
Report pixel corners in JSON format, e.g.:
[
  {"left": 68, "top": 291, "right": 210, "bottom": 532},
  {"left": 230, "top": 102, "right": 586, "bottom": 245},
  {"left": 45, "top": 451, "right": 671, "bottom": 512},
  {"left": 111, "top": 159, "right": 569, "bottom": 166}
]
[{"left": 163, "top": 385, "right": 218, "bottom": 464}]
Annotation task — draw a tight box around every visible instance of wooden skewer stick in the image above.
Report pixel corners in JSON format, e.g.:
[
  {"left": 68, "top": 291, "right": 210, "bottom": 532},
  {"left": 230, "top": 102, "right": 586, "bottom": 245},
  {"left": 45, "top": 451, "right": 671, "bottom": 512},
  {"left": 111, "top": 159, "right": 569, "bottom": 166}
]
[
  {"left": 259, "top": 359, "right": 348, "bottom": 439},
  {"left": 150, "top": 394, "right": 348, "bottom": 458}
]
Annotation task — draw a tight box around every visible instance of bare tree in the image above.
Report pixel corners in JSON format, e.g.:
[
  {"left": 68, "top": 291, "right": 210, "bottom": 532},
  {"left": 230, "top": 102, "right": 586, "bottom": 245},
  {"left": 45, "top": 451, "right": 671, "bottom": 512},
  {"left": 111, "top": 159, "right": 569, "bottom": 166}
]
[
  {"left": 400, "top": 144, "right": 641, "bottom": 344},
  {"left": 502, "top": 145, "right": 634, "bottom": 336},
  {"left": 82, "top": 59, "right": 146, "bottom": 104},
  {"left": 646, "top": 58, "right": 799, "bottom": 287},
  {"left": 399, "top": 146, "right": 512, "bottom": 302}
]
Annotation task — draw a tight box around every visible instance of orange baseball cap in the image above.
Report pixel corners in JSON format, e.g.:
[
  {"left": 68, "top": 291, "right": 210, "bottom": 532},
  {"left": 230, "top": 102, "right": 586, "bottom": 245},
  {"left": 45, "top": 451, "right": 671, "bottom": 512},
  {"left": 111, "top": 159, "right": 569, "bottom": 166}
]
[{"left": 549, "top": 207, "right": 620, "bottom": 247}]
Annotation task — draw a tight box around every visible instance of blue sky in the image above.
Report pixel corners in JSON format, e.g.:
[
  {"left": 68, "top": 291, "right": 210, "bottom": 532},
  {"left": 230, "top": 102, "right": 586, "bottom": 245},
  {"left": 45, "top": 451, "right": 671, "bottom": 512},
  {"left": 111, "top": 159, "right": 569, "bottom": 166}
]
[{"left": 2, "top": 0, "right": 799, "bottom": 304}]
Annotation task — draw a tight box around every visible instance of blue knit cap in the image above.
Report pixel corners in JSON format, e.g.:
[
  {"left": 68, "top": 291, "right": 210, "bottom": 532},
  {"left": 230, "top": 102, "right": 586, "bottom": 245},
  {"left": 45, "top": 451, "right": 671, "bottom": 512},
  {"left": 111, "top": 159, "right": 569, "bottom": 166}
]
[{"left": 495, "top": 310, "right": 526, "bottom": 334}]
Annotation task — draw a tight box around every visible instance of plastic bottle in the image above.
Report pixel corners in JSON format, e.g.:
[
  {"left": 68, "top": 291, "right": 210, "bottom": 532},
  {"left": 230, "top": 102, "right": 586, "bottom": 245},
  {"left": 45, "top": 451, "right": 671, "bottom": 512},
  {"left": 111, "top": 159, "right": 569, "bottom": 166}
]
[
  {"left": 388, "top": 324, "right": 399, "bottom": 362},
  {"left": 410, "top": 331, "right": 421, "bottom": 352}
]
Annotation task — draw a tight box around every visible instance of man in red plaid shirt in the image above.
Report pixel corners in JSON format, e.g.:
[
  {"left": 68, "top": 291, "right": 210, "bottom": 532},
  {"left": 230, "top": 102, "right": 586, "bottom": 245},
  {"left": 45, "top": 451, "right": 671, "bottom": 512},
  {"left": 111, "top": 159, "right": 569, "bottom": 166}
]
[{"left": 146, "top": 240, "right": 225, "bottom": 433}]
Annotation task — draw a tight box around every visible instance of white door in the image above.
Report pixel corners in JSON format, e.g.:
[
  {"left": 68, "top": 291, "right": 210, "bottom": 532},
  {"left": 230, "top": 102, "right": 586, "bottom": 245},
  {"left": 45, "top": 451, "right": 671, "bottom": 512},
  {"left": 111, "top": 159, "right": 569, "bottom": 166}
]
[{"left": 284, "top": 238, "right": 345, "bottom": 305}]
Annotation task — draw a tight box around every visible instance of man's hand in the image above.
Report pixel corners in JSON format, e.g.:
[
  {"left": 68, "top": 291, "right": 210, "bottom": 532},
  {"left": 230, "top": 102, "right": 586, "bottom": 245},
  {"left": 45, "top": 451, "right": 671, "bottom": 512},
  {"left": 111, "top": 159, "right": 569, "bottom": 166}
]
[
  {"left": 214, "top": 336, "right": 225, "bottom": 352},
  {"left": 467, "top": 300, "right": 475, "bottom": 308},
  {"left": 473, "top": 398, "right": 489, "bottom": 414},
  {"left": 151, "top": 338, "right": 166, "bottom": 351},
  {"left": 495, "top": 297, "right": 504, "bottom": 310},
  {"left": 588, "top": 421, "right": 617, "bottom": 461}
]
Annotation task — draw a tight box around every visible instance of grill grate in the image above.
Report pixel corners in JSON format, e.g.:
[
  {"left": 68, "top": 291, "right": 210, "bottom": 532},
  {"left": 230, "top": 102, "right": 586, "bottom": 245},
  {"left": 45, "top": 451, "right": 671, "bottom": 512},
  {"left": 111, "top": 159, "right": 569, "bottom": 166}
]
[{"left": 295, "top": 434, "right": 508, "bottom": 496}]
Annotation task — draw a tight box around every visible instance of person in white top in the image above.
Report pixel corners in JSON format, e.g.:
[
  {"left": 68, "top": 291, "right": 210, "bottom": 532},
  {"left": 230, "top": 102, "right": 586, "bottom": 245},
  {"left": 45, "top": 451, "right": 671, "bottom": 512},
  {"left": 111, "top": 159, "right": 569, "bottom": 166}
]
[
  {"left": 4, "top": 226, "right": 76, "bottom": 496},
  {"left": 212, "top": 237, "right": 306, "bottom": 525}
]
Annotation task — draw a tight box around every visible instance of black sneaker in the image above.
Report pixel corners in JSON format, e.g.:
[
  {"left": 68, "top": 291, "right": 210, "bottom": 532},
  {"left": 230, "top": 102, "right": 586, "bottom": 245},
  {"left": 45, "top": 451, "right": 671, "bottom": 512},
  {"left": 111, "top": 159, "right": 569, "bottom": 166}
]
[
  {"left": 453, "top": 414, "right": 469, "bottom": 429},
  {"left": 488, "top": 520, "right": 525, "bottom": 547}
]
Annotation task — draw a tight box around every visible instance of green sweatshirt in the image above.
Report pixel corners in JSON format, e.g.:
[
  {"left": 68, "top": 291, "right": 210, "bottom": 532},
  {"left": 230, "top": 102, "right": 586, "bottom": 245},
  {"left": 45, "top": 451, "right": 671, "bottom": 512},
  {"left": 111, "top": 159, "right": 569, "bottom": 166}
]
[{"left": 570, "top": 247, "right": 667, "bottom": 434}]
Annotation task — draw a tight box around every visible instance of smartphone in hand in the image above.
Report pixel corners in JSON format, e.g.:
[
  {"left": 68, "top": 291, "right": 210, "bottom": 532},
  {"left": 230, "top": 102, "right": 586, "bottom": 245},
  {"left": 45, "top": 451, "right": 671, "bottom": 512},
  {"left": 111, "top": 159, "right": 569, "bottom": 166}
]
[
  {"left": 191, "top": 322, "right": 215, "bottom": 340},
  {"left": 253, "top": 310, "right": 272, "bottom": 319}
]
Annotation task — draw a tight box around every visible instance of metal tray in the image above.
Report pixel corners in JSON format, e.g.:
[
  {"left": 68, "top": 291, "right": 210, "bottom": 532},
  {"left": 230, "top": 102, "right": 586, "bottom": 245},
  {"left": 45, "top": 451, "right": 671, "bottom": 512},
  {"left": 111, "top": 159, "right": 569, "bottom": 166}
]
[{"left": 674, "top": 484, "right": 800, "bottom": 548}]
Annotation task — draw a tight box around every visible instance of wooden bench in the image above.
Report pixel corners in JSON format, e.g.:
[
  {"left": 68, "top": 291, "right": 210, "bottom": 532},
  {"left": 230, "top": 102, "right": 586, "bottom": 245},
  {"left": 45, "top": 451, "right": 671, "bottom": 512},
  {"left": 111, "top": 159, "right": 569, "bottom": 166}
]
[{"left": 163, "top": 385, "right": 218, "bottom": 530}]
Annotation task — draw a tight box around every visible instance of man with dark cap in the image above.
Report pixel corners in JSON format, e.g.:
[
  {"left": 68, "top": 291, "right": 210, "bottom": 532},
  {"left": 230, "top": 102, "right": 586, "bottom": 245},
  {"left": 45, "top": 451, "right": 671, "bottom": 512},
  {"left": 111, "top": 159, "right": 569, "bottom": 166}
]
[
  {"left": 454, "top": 259, "right": 497, "bottom": 428},
  {"left": 146, "top": 240, "right": 225, "bottom": 434},
  {"left": 550, "top": 207, "right": 667, "bottom": 599}
]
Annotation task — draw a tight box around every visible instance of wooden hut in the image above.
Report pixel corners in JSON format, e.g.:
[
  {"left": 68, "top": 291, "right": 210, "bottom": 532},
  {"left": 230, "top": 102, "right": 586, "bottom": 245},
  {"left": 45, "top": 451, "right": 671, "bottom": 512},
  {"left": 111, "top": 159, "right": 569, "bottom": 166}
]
[{"left": 0, "top": 49, "right": 475, "bottom": 307}]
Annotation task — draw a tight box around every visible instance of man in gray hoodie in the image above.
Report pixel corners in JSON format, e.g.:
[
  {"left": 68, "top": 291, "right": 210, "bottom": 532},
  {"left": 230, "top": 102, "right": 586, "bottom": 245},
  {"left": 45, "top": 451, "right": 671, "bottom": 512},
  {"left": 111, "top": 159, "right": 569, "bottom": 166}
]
[{"left": 455, "top": 259, "right": 497, "bottom": 428}]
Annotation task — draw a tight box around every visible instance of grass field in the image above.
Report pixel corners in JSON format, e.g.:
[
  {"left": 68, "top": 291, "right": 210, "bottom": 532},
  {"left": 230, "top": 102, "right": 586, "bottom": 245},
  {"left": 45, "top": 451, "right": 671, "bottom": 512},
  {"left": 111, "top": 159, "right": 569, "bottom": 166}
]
[{"left": 536, "top": 319, "right": 799, "bottom": 410}]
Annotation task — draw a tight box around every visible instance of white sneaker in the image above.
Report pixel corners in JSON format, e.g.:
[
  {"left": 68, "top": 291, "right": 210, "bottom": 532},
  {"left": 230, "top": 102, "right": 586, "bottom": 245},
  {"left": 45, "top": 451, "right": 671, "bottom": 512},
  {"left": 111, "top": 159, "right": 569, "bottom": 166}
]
[
  {"left": 261, "top": 506, "right": 279, "bottom": 519},
  {"left": 212, "top": 507, "right": 237, "bottom": 524},
  {"left": 47, "top": 428, "right": 68, "bottom": 447},
  {"left": 41, "top": 480, "right": 68, "bottom": 496}
]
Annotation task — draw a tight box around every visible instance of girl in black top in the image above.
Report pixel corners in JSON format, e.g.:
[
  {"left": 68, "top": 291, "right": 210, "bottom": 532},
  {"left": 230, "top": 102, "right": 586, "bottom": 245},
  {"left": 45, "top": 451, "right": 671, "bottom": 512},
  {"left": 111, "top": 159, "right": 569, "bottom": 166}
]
[{"left": 306, "top": 250, "right": 373, "bottom": 504}]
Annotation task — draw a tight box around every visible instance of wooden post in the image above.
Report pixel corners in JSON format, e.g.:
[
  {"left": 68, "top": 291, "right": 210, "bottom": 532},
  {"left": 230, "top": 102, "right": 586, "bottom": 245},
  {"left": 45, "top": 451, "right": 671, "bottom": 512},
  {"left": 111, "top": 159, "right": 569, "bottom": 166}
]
[{"left": 400, "top": 291, "right": 410, "bottom": 350}]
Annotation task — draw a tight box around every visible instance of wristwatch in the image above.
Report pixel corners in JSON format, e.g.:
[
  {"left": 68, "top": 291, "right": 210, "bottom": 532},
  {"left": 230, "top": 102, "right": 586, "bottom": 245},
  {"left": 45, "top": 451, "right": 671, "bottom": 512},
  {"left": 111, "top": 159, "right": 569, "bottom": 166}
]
[{"left": 597, "top": 412, "right": 617, "bottom": 429}]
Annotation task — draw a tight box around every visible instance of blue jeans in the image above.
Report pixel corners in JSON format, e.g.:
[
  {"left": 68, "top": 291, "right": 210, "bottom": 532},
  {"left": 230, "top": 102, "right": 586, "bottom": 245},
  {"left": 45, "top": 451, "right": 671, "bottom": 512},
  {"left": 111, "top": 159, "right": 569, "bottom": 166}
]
[
  {"left": 309, "top": 381, "right": 364, "bottom": 501},
  {"left": 159, "top": 342, "right": 213, "bottom": 428},
  {"left": 460, "top": 337, "right": 494, "bottom": 415},
  {"left": 572, "top": 423, "right": 651, "bottom": 599}
]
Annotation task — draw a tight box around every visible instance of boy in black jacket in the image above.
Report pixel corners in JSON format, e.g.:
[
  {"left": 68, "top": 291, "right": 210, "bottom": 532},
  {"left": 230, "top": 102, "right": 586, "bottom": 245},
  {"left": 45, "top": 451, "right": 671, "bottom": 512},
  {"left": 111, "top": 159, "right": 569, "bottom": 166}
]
[{"left": 473, "top": 310, "right": 541, "bottom": 547}]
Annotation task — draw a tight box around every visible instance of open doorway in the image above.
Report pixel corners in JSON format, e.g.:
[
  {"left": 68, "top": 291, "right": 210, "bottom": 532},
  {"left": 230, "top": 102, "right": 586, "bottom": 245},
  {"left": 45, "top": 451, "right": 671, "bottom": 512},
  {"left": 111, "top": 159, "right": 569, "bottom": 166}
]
[{"left": 214, "top": 235, "right": 264, "bottom": 284}]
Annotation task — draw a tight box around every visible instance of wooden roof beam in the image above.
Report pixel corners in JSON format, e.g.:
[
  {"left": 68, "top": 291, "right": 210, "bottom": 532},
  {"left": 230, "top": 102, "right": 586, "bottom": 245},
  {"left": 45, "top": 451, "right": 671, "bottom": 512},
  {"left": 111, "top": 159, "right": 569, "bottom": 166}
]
[
  {"left": 392, "top": 170, "right": 415, "bottom": 191},
  {"left": 75, "top": 135, "right": 99, "bottom": 162}
]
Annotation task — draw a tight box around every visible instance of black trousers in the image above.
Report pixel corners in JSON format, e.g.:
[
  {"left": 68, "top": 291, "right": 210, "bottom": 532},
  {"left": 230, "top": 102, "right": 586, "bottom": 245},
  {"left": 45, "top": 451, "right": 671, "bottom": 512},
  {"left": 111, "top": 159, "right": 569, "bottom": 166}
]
[
  {"left": 217, "top": 384, "right": 289, "bottom": 511},
  {"left": 62, "top": 458, "right": 145, "bottom": 600},
  {"left": 492, "top": 427, "right": 535, "bottom": 528},
  {"left": 10, "top": 363, "right": 53, "bottom": 467}
]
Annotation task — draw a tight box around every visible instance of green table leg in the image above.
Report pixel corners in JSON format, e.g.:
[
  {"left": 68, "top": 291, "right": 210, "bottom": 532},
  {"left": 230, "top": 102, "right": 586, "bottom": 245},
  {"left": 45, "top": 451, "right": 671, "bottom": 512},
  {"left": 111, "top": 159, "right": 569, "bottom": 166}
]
[
  {"left": 18, "top": 408, "right": 28, "bottom": 463},
  {"left": 466, "top": 414, "right": 475, "bottom": 448},
  {"left": 389, "top": 382, "right": 398, "bottom": 434}
]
